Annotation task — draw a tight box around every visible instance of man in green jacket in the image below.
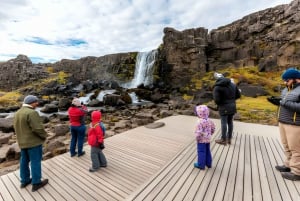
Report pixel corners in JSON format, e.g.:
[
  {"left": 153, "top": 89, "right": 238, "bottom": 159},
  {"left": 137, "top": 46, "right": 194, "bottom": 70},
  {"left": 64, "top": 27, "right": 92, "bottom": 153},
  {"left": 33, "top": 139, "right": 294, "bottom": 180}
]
[{"left": 13, "top": 95, "right": 48, "bottom": 192}]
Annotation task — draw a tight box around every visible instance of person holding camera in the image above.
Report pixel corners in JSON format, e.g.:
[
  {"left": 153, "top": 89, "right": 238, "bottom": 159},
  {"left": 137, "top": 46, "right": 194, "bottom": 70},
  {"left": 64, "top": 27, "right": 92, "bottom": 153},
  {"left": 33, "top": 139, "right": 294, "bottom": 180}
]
[{"left": 68, "top": 98, "right": 88, "bottom": 157}]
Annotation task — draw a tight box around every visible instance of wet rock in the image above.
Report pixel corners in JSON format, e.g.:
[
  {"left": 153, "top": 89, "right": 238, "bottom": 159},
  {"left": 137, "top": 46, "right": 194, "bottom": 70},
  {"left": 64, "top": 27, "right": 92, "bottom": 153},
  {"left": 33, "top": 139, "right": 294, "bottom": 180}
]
[{"left": 40, "top": 103, "right": 59, "bottom": 113}]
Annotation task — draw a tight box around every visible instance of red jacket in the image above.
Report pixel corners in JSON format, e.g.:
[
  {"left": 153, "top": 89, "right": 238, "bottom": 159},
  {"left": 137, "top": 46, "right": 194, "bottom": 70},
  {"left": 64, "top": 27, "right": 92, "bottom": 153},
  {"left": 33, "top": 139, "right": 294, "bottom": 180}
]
[
  {"left": 68, "top": 106, "right": 87, "bottom": 126},
  {"left": 88, "top": 111, "right": 104, "bottom": 146}
]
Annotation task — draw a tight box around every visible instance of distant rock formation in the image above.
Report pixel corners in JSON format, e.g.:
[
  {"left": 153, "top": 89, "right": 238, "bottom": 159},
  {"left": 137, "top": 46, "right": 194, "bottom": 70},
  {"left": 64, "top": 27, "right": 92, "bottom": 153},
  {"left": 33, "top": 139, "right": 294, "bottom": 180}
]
[
  {"left": 0, "top": 55, "right": 48, "bottom": 90},
  {"left": 52, "top": 53, "right": 137, "bottom": 84}
]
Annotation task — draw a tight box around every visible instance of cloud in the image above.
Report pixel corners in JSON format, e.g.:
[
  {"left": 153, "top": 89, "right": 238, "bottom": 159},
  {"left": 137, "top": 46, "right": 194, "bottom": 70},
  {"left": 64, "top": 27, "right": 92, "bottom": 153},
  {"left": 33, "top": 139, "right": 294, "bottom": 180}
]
[{"left": 0, "top": 0, "right": 293, "bottom": 63}]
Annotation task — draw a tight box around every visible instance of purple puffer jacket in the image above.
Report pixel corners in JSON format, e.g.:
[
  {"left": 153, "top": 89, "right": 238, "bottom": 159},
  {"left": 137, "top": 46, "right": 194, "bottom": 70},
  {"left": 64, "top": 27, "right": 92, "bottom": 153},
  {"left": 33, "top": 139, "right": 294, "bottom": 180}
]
[{"left": 194, "top": 105, "right": 216, "bottom": 143}]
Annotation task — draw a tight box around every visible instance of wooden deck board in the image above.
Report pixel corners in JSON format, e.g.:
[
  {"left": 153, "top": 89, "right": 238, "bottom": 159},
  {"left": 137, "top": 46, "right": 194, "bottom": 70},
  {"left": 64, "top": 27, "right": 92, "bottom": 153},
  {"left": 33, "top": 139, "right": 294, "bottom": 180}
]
[
  {"left": 222, "top": 134, "right": 241, "bottom": 201},
  {"left": 212, "top": 133, "right": 239, "bottom": 201},
  {"left": 1, "top": 115, "right": 300, "bottom": 201}
]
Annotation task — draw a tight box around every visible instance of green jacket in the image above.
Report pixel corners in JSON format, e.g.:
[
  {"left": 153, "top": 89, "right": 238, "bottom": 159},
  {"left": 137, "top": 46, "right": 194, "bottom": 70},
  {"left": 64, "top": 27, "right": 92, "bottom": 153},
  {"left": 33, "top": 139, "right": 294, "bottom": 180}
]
[{"left": 13, "top": 105, "right": 47, "bottom": 149}]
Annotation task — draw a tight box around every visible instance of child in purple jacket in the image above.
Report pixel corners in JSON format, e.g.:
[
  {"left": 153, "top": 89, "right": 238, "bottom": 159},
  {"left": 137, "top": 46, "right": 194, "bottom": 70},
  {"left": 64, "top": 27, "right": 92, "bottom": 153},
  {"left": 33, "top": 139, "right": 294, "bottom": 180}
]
[{"left": 194, "top": 105, "right": 216, "bottom": 169}]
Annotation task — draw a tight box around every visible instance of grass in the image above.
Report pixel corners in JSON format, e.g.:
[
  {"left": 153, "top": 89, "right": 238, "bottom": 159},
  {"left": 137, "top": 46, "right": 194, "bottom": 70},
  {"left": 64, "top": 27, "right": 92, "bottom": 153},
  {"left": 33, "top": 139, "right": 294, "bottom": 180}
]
[{"left": 236, "top": 96, "right": 278, "bottom": 125}]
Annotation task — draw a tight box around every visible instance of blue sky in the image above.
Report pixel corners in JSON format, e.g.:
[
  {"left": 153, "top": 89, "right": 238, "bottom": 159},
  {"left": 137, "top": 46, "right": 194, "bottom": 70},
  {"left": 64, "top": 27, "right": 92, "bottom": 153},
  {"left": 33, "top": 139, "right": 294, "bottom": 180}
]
[{"left": 0, "top": 0, "right": 292, "bottom": 63}]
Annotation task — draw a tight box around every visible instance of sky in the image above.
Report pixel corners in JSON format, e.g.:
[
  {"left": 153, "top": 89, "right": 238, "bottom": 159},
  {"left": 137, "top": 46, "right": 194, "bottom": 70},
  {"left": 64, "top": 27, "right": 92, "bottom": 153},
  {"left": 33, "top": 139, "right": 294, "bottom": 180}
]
[{"left": 0, "top": 0, "right": 293, "bottom": 64}]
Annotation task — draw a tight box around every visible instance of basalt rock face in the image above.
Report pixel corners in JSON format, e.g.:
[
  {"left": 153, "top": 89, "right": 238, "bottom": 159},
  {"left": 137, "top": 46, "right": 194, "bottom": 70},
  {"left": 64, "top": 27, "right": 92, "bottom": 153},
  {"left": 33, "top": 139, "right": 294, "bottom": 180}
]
[
  {"left": 52, "top": 53, "right": 137, "bottom": 84},
  {"left": 158, "top": 0, "right": 300, "bottom": 89},
  {"left": 158, "top": 27, "right": 208, "bottom": 89},
  {"left": 0, "top": 55, "right": 48, "bottom": 91},
  {"left": 207, "top": 0, "right": 300, "bottom": 71}
]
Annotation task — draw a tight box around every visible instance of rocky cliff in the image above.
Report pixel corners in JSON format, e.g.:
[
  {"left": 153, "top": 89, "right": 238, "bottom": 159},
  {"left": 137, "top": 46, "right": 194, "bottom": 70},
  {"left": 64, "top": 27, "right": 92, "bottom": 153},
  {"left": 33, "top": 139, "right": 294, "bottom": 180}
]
[
  {"left": 207, "top": 0, "right": 300, "bottom": 71},
  {"left": 158, "top": 0, "right": 300, "bottom": 90},
  {"left": 52, "top": 52, "right": 137, "bottom": 82},
  {"left": 0, "top": 55, "right": 48, "bottom": 90},
  {"left": 0, "top": 0, "right": 299, "bottom": 92}
]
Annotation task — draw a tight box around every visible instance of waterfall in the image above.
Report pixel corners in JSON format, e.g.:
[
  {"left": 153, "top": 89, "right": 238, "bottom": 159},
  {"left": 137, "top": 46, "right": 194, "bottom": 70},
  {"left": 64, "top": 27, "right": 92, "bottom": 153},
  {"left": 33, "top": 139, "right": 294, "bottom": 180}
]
[{"left": 126, "top": 50, "right": 158, "bottom": 88}]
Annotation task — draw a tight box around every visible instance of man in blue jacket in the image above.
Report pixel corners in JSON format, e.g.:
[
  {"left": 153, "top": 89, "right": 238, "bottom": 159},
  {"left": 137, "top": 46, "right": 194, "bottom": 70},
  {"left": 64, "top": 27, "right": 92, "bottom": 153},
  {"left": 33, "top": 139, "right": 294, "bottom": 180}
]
[{"left": 276, "top": 68, "right": 300, "bottom": 181}]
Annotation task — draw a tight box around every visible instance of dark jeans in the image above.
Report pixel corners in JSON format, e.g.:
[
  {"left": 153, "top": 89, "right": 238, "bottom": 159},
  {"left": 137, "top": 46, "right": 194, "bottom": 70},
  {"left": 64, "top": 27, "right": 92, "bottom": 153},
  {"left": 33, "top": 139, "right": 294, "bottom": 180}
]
[
  {"left": 197, "top": 143, "right": 212, "bottom": 169},
  {"left": 220, "top": 114, "right": 234, "bottom": 140},
  {"left": 70, "top": 125, "right": 86, "bottom": 156},
  {"left": 90, "top": 146, "right": 107, "bottom": 169},
  {"left": 20, "top": 145, "right": 43, "bottom": 185}
]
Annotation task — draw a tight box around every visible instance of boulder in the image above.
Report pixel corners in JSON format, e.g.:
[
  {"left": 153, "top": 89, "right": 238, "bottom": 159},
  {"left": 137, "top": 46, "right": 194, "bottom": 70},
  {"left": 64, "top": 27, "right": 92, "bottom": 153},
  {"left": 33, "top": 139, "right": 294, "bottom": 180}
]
[{"left": 0, "top": 118, "right": 14, "bottom": 133}]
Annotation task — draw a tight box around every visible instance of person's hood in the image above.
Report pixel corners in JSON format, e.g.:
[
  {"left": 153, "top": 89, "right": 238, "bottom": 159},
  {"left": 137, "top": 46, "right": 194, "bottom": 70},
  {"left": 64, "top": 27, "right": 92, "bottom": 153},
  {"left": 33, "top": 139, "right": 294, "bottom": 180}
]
[
  {"left": 91, "top": 110, "right": 101, "bottom": 123},
  {"left": 195, "top": 105, "right": 209, "bottom": 119},
  {"left": 214, "top": 72, "right": 224, "bottom": 80},
  {"left": 215, "top": 77, "right": 231, "bottom": 87}
]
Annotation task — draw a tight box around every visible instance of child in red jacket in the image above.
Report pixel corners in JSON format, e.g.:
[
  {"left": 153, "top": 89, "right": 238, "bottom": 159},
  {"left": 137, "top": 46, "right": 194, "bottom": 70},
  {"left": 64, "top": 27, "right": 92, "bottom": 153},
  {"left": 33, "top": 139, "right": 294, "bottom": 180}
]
[{"left": 87, "top": 110, "right": 107, "bottom": 172}]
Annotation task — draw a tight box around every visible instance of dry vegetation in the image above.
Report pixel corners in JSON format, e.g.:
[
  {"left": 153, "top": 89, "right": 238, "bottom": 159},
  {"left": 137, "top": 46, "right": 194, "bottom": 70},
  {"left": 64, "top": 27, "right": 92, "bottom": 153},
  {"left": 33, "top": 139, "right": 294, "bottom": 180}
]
[{"left": 0, "top": 71, "right": 69, "bottom": 107}]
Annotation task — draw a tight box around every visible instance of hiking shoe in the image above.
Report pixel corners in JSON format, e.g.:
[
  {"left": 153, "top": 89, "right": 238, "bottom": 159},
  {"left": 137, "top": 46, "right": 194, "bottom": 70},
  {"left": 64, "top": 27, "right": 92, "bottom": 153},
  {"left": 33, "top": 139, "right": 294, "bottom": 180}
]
[
  {"left": 32, "top": 179, "right": 48, "bottom": 192},
  {"left": 215, "top": 139, "right": 227, "bottom": 145},
  {"left": 70, "top": 152, "right": 77, "bottom": 157},
  {"left": 78, "top": 151, "right": 85, "bottom": 157},
  {"left": 89, "top": 168, "right": 99, "bottom": 172},
  {"left": 281, "top": 172, "right": 300, "bottom": 181},
  {"left": 20, "top": 178, "right": 32, "bottom": 188},
  {"left": 275, "top": 165, "right": 291, "bottom": 172}
]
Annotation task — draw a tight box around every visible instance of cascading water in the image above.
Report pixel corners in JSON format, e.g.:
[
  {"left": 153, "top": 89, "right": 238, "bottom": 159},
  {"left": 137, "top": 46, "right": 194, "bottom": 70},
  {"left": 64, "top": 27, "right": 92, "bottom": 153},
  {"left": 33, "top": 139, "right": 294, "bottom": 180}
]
[{"left": 125, "top": 49, "right": 158, "bottom": 88}]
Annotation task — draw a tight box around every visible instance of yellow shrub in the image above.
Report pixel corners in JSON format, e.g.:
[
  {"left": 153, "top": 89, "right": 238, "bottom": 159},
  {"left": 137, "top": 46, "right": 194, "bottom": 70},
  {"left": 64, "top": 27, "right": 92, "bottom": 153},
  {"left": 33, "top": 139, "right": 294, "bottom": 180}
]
[
  {"left": 0, "top": 91, "right": 22, "bottom": 106},
  {"left": 57, "top": 71, "right": 68, "bottom": 84}
]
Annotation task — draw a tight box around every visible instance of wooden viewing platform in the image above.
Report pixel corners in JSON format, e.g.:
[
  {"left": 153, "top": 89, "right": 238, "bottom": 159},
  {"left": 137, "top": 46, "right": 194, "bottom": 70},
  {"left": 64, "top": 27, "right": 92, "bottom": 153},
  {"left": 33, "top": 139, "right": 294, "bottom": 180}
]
[{"left": 0, "top": 115, "right": 300, "bottom": 201}]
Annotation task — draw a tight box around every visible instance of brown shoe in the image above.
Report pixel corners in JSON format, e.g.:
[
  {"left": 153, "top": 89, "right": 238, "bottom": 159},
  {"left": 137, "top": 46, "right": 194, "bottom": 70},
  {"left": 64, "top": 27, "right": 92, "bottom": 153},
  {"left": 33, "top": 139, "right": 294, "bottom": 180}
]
[
  {"left": 215, "top": 139, "right": 227, "bottom": 145},
  {"left": 227, "top": 139, "right": 231, "bottom": 145}
]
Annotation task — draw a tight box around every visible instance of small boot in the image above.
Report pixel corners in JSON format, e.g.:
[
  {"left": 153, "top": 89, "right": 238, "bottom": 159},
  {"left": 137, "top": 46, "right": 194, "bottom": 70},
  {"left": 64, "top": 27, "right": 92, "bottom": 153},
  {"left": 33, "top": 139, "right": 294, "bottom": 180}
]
[
  {"left": 227, "top": 138, "right": 231, "bottom": 145},
  {"left": 194, "top": 162, "right": 205, "bottom": 170}
]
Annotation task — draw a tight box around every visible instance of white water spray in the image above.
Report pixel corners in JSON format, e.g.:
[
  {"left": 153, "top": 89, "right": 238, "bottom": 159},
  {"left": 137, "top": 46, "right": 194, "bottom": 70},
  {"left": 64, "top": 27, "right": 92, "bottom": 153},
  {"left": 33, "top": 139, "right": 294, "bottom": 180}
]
[{"left": 126, "top": 50, "right": 158, "bottom": 88}]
